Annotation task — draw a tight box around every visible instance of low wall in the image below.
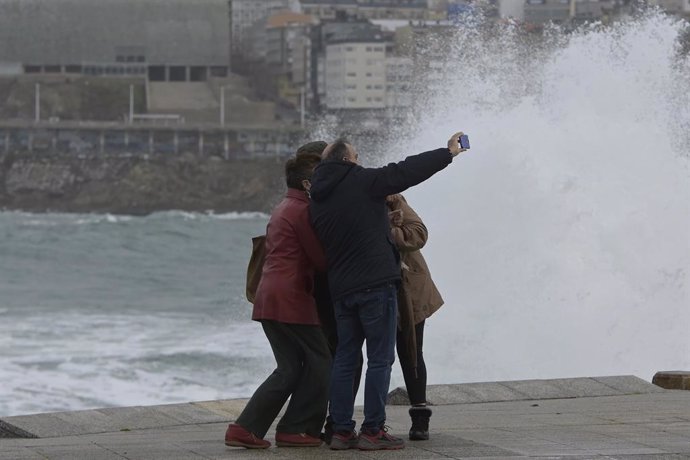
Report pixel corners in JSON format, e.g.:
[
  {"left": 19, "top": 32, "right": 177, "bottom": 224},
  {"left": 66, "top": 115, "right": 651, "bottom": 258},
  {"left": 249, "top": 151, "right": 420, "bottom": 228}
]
[{"left": 0, "top": 151, "right": 287, "bottom": 215}]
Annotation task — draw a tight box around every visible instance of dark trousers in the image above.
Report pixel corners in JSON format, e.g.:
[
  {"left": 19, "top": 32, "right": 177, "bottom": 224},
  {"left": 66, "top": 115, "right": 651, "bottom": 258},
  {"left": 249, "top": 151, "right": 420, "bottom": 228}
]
[
  {"left": 236, "top": 320, "right": 331, "bottom": 438},
  {"left": 330, "top": 284, "right": 398, "bottom": 433},
  {"left": 396, "top": 320, "right": 427, "bottom": 405}
]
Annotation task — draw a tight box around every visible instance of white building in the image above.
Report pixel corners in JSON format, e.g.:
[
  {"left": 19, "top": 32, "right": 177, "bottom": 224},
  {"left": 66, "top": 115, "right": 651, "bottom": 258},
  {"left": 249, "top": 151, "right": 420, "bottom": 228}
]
[
  {"left": 498, "top": 0, "right": 525, "bottom": 20},
  {"left": 385, "top": 57, "right": 413, "bottom": 108},
  {"left": 324, "top": 41, "right": 388, "bottom": 109},
  {"left": 648, "top": 0, "right": 690, "bottom": 14},
  {"left": 524, "top": 0, "right": 614, "bottom": 24}
]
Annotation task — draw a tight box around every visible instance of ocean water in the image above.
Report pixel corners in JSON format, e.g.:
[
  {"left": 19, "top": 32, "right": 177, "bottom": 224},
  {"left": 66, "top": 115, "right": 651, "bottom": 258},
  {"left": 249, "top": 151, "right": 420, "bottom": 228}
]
[
  {"left": 0, "top": 212, "right": 276, "bottom": 416},
  {"left": 2, "top": 11, "right": 690, "bottom": 417}
]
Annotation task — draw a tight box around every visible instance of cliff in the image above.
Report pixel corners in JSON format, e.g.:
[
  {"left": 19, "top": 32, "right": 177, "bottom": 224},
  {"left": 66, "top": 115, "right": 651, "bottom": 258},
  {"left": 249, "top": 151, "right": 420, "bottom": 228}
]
[{"left": 0, "top": 153, "right": 285, "bottom": 215}]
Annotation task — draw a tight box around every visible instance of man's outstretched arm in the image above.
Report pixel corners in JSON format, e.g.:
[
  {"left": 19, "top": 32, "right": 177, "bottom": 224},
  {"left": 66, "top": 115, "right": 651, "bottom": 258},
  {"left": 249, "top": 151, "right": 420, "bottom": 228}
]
[{"left": 367, "top": 131, "right": 468, "bottom": 198}]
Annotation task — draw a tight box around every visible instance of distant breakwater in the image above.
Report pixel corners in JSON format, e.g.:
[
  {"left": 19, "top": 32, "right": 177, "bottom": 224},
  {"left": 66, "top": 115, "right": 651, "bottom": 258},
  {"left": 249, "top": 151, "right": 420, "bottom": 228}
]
[{"left": 0, "top": 151, "right": 285, "bottom": 215}]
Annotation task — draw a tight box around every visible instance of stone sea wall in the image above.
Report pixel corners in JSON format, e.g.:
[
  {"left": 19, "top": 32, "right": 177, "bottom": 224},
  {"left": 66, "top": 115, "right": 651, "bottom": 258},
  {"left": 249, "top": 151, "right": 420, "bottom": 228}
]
[{"left": 0, "top": 152, "right": 286, "bottom": 215}]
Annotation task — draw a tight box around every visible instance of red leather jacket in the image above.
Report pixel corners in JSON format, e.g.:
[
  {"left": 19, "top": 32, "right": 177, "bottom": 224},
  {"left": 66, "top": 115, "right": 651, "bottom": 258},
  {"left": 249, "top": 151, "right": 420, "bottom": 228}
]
[{"left": 252, "top": 188, "right": 326, "bottom": 325}]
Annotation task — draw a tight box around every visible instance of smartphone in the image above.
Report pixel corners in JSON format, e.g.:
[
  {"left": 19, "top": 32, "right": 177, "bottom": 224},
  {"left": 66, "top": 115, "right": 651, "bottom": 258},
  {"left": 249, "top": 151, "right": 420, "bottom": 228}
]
[{"left": 459, "top": 134, "right": 470, "bottom": 149}]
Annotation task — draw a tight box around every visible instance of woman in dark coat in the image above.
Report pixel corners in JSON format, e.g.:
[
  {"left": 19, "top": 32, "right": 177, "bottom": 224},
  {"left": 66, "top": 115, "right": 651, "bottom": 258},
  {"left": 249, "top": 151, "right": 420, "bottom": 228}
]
[{"left": 386, "top": 193, "right": 444, "bottom": 441}]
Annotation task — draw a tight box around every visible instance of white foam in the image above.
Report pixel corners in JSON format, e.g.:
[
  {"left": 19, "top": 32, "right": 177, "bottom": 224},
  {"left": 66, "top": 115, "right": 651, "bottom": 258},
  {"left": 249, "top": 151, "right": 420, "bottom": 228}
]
[
  {"left": 394, "top": 13, "right": 690, "bottom": 384},
  {"left": 149, "top": 211, "right": 269, "bottom": 221},
  {"left": 0, "top": 311, "right": 274, "bottom": 415}
]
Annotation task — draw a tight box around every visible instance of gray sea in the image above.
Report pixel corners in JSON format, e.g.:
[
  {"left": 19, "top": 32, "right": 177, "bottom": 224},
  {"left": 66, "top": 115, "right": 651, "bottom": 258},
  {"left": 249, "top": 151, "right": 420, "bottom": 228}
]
[{"left": 0, "top": 211, "right": 280, "bottom": 416}]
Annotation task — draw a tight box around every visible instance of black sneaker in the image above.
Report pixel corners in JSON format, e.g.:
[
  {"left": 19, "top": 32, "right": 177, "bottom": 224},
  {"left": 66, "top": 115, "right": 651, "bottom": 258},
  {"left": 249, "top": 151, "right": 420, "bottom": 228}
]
[
  {"left": 357, "top": 426, "right": 405, "bottom": 450},
  {"left": 329, "top": 430, "right": 358, "bottom": 450}
]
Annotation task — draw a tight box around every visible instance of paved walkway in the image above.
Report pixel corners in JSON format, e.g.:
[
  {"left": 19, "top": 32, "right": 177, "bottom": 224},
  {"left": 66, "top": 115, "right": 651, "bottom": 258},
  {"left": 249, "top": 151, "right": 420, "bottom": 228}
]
[{"left": 1, "top": 376, "right": 689, "bottom": 459}]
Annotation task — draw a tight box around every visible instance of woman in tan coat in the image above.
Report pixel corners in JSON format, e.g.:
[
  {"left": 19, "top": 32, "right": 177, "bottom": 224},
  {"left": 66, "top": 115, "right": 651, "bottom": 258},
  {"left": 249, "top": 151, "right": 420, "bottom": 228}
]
[{"left": 386, "top": 194, "right": 444, "bottom": 441}]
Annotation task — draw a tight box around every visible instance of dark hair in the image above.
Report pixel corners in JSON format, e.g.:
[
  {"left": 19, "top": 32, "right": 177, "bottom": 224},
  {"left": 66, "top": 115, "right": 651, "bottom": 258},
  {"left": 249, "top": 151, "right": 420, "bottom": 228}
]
[
  {"left": 296, "top": 141, "right": 327, "bottom": 157},
  {"left": 323, "top": 139, "right": 350, "bottom": 162},
  {"left": 285, "top": 154, "right": 321, "bottom": 190}
]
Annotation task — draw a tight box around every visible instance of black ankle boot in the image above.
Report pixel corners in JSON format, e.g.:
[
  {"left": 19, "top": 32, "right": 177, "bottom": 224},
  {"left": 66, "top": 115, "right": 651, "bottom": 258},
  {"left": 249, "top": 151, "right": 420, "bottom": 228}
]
[{"left": 408, "top": 406, "right": 432, "bottom": 440}]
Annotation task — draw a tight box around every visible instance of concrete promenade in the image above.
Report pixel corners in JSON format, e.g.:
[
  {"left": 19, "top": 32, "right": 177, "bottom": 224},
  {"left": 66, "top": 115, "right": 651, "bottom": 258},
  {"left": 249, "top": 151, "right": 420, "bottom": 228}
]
[{"left": 1, "top": 376, "right": 689, "bottom": 459}]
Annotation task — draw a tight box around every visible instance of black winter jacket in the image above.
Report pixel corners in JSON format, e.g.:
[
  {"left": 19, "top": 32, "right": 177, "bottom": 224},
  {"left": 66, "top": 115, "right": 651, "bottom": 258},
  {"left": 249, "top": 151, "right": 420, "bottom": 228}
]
[{"left": 309, "top": 148, "right": 452, "bottom": 301}]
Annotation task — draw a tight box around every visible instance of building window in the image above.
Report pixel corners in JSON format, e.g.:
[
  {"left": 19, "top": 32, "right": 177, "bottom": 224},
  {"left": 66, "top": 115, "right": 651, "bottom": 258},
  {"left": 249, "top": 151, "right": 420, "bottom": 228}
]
[
  {"left": 347, "top": 72, "right": 357, "bottom": 77},
  {"left": 148, "top": 65, "right": 166, "bottom": 81},
  {"left": 169, "top": 66, "right": 186, "bottom": 81},
  {"left": 190, "top": 66, "right": 207, "bottom": 82}
]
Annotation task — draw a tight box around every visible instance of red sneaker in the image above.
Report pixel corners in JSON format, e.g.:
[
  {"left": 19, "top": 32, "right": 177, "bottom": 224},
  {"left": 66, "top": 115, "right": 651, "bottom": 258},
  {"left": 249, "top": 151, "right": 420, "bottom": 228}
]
[
  {"left": 224, "top": 423, "right": 271, "bottom": 449},
  {"left": 357, "top": 426, "right": 405, "bottom": 450},
  {"left": 330, "top": 430, "right": 359, "bottom": 450},
  {"left": 275, "top": 432, "right": 322, "bottom": 447}
]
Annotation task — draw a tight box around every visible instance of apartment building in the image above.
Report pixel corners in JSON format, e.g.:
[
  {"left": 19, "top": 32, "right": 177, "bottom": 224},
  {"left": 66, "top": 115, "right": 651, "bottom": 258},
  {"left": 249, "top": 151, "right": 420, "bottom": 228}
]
[
  {"left": 357, "top": 0, "right": 431, "bottom": 20},
  {"left": 300, "top": 0, "right": 359, "bottom": 20},
  {"left": 300, "top": 0, "right": 432, "bottom": 20},
  {"left": 385, "top": 56, "right": 413, "bottom": 108},
  {"left": 324, "top": 40, "right": 388, "bottom": 109},
  {"left": 324, "top": 38, "right": 389, "bottom": 109},
  {"left": 524, "top": 0, "right": 614, "bottom": 24},
  {"left": 648, "top": 0, "right": 690, "bottom": 14},
  {"left": 498, "top": 0, "right": 525, "bottom": 20},
  {"left": 266, "top": 12, "right": 316, "bottom": 107}
]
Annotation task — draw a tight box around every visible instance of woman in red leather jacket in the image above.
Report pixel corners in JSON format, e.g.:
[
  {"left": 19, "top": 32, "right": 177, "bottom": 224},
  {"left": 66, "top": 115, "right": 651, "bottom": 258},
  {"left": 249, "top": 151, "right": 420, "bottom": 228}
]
[{"left": 225, "top": 149, "right": 330, "bottom": 449}]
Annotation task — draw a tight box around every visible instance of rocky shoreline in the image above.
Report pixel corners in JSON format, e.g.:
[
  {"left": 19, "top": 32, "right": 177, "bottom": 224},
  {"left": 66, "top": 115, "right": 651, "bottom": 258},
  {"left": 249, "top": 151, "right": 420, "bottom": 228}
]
[{"left": 0, "top": 153, "right": 286, "bottom": 215}]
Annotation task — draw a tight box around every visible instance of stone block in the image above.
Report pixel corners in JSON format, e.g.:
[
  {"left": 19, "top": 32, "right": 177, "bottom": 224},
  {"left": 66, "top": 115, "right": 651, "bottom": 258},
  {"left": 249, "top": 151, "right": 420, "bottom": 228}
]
[
  {"left": 595, "top": 375, "right": 667, "bottom": 394},
  {"left": 546, "top": 377, "right": 620, "bottom": 398},
  {"left": 652, "top": 371, "right": 690, "bottom": 390},
  {"left": 0, "top": 413, "right": 83, "bottom": 438}
]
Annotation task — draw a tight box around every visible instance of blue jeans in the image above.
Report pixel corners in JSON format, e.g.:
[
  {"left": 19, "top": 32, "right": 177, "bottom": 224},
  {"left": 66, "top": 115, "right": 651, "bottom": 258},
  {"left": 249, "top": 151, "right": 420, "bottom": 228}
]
[{"left": 329, "top": 283, "right": 398, "bottom": 433}]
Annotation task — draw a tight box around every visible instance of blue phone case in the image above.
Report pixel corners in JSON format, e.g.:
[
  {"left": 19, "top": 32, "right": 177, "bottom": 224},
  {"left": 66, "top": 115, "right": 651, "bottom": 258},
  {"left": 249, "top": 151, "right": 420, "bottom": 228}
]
[{"left": 459, "top": 134, "right": 470, "bottom": 149}]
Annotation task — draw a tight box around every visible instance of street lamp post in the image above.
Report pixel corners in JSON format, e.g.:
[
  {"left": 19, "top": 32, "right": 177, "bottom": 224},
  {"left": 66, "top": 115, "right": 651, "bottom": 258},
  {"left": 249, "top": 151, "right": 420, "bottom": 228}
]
[
  {"left": 35, "top": 83, "right": 40, "bottom": 123},
  {"left": 220, "top": 85, "right": 231, "bottom": 126}
]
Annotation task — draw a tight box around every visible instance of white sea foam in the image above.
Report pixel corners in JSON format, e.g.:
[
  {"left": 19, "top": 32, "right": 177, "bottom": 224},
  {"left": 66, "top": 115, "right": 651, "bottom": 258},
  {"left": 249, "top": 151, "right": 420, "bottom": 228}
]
[
  {"left": 2, "top": 210, "right": 268, "bottom": 227},
  {"left": 391, "top": 13, "right": 690, "bottom": 384},
  {"left": 148, "top": 211, "right": 269, "bottom": 221},
  {"left": 0, "top": 311, "right": 273, "bottom": 415}
]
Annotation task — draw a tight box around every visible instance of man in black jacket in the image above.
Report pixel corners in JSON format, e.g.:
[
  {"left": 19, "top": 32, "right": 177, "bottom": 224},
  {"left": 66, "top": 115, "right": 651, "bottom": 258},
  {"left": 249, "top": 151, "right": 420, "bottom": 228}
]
[{"left": 309, "top": 132, "right": 468, "bottom": 450}]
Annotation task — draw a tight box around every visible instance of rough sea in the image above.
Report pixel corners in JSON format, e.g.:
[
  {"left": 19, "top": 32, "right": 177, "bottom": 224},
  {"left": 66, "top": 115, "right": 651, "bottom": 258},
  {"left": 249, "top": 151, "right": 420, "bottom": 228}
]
[
  {"left": 2, "top": 10, "right": 690, "bottom": 417},
  {"left": 0, "top": 212, "right": 278, "bottom": 416}
]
